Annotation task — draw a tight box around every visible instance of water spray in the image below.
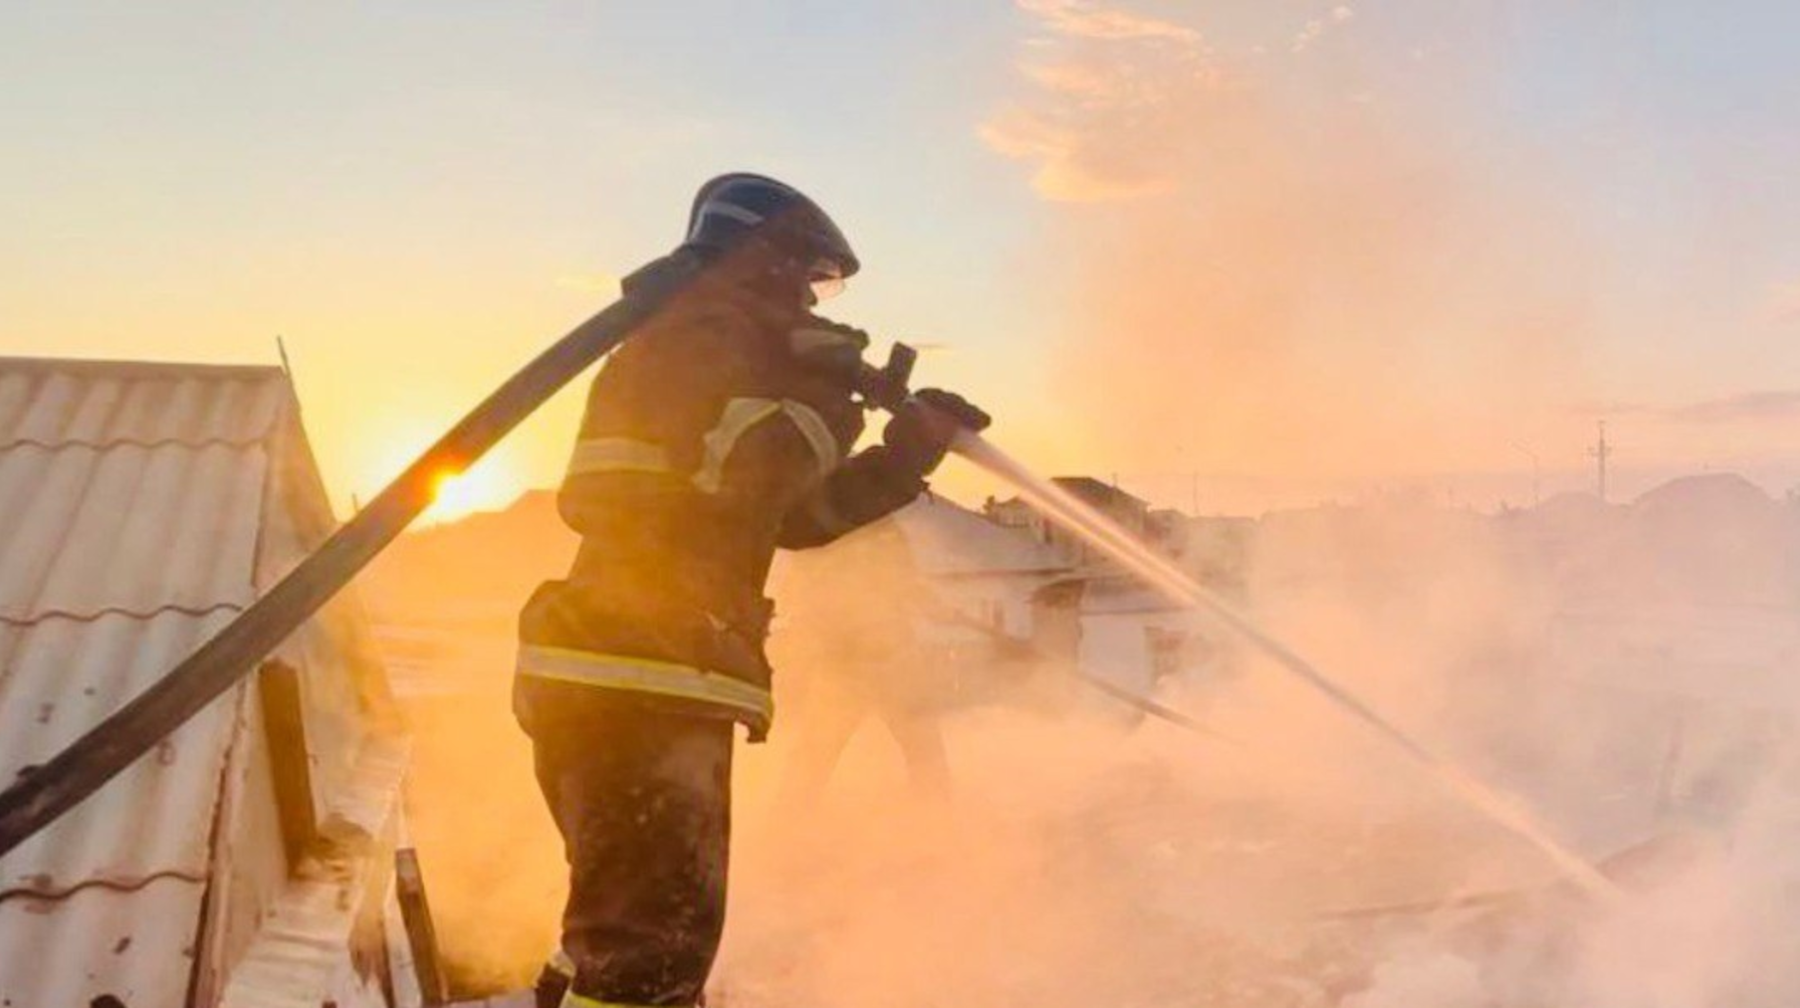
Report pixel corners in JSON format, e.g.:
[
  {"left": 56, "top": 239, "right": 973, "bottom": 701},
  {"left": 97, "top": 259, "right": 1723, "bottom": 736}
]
[{"left": 948, "top": 429, "right": 1622, "bottom": 903}]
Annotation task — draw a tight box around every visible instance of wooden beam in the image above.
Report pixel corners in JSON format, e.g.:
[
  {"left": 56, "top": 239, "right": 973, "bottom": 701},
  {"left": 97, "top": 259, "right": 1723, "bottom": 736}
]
[
  {"left": 257, "top": 659, "right": 317, "bottom": 869},
  {"left": 396, "top": 847, "right": 449, "bottom": 1006}
]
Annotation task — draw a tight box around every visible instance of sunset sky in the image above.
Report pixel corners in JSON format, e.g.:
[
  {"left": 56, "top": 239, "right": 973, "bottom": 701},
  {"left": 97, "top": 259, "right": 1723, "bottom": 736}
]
[{"left": 9, "top": 2, "right": 1800, "bottom": 519}]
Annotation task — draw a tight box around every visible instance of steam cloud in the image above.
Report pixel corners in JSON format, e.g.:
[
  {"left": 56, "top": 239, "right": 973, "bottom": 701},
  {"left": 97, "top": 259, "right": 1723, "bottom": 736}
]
[
  {"left": 983, "top": 0, "right": 1599, "bottom": 502},
  {"left": 386, "top": 6, "right": 1800, "bottom": 1006}
]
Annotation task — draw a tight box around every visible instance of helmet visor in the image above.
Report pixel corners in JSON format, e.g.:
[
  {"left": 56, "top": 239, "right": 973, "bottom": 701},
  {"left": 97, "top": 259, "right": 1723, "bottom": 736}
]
[{"left": 807, "top": 257, "right": 849, "bottom": 302}]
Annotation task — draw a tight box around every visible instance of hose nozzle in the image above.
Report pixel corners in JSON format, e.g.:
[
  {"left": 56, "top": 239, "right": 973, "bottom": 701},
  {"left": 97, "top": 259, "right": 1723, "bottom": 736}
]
[{"left": 856, "top": 341, "right": 918, "bottom": 411}]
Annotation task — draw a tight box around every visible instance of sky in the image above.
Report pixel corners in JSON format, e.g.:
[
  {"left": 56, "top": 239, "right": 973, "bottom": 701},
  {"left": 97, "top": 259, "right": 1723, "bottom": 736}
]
[{"left": 7, "top": 1, "right": 1800, "bottom": 519}]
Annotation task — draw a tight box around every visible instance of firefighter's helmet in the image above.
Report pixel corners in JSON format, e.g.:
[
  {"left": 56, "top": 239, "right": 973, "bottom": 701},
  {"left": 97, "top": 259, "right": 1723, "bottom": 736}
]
[{"left": 683, "top": 173, "right": 860, "bottom": 296}]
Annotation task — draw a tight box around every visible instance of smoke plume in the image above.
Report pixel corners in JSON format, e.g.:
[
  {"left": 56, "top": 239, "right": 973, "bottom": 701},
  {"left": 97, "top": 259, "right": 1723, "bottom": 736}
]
[
  {"left": 983, "top": 1, "right": 1597, "bottom": 500},
  {"left": 384, "top": 7, "right": 1800, "bottom": 1006}
]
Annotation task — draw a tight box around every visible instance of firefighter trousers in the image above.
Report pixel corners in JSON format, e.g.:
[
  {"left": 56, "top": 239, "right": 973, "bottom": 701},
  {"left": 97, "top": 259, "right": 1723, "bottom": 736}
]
[{"left": 516, "top": 678, "right": 735, "bottom": 1008}]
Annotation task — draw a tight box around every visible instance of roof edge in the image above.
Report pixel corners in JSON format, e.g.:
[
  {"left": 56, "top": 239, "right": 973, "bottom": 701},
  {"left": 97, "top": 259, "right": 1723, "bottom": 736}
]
[{"left": 0, "top": 355, "right": 285, "bottom": 382}]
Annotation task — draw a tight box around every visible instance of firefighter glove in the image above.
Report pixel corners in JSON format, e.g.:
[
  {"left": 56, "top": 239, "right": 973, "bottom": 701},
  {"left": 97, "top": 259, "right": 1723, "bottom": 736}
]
[{"left": 883, "top": 388, "right": 991, "bottom": 476}]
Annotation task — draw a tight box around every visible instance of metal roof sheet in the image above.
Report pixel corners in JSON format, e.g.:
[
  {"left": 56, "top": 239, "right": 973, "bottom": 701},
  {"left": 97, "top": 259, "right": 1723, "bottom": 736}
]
[
  {"left": 0, "top": 357, "right": 295, "bottom": 1008},
  {"left": 0, "top": 876, "right": 207, "bottom": 1008},
  {"left": 0, "top": 442, "right": 268, "bottom": 621},
  {"left": 0, "top": 357, "right": 287, "bottom": 447}
]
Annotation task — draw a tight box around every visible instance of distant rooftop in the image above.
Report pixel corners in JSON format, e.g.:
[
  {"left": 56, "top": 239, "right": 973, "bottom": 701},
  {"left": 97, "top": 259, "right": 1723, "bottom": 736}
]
[
  {"left": 1049, "top": 476, "right": 1151, "bottom": 511},
  {"left": 893, "top": 493, "right": 1071, "bottom": 577}
]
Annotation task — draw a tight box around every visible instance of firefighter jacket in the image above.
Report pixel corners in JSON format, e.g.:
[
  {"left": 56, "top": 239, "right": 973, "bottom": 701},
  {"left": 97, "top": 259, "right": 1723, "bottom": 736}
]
[{"left": 516, "top": 262, "right": 929, "bottom": 740}]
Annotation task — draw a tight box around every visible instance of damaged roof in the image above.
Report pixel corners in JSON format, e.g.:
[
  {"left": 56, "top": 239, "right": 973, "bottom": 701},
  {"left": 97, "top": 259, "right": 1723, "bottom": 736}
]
[{"left": 0, "top": 357, "right": 311, "bottom": 1007}]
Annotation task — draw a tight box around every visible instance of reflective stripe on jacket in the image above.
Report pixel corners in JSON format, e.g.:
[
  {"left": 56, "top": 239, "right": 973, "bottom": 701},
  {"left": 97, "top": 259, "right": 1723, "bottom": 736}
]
[
  {"left": 564, "top": 396, "right": 842, "bottom": 492},
  {"left": 517, "top": 267, "right": 928, "bottom": 735},
  {"left": 517, "top": 644, "right": 773, "bottom": 735},
  {"left": 559, "top": 991, "right": 659, "bottom": 1008}
]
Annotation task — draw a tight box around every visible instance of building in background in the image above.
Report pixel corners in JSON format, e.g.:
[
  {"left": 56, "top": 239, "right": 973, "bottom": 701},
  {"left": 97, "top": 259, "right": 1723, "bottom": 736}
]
[
  {"left": 0, "top": 358, "right": 433, "bottom": 1008},
  {"left": 985, "top": 476, "right": 1164, "bottom": 566},
  {"left": 981, "top": 482, "right": 1225, "bottom": 697},
  {"left": 895, "top": 492, "right": 1072, "bottom": 641}
]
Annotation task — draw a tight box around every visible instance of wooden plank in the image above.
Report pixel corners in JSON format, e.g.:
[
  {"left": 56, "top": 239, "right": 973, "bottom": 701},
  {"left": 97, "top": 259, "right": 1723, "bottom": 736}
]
[
  {"left": 396, "top": 846, "right": 449, "bottom": 1006},
  {"left": 257, "top": 658, "right": 317, "bottom": 869}
]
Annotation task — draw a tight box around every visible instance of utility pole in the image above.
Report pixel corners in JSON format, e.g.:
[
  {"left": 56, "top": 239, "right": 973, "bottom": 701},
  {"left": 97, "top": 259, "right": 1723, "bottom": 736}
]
[{"left": 1589, "top": 421, "right": 1612, "bottom": 503}]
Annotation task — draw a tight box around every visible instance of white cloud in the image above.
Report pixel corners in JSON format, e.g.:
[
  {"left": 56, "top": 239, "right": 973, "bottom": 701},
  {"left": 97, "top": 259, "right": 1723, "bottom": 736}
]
[
  {"left": 1294, "top": 4, "right": 1356, "bottom": 53},
  {"left": 1015, "top": 0, "right": 1201, "bottom": 46},
  {"left": 976, "top": 106, "right": 1169, "bottom": 202},
  {"left": 1292, "top": 18, "right": 1326, "bottom": 53},
  {"left": 983, "top": 0, "right": 1220, "bottom": 202}
]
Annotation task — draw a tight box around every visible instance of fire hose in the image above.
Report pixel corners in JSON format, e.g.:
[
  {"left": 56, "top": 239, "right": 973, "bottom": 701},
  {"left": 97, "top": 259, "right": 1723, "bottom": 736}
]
[
  {"left": 0, "top": 253, "right": 952, "bottom": 859},
  {"left": 0, "top": 257, "right": 706, "bottom": 857},
  {"left": 0, "top": 260, "right": 1617, "bottom": 903}
]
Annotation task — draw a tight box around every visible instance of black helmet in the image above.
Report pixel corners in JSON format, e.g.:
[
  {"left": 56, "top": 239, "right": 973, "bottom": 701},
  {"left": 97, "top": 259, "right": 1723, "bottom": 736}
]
[{"left": 683, "top": 173, "right": 860, "bottom": 291}]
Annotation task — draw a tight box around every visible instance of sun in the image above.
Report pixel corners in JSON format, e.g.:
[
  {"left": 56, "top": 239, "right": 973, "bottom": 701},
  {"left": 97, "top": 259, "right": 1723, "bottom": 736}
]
[
  {"left": 359, "top": 427, "right": 525, "bottom": 526},
  {"left": 422, "top": 457, "right": 518, "bottom": 524}
]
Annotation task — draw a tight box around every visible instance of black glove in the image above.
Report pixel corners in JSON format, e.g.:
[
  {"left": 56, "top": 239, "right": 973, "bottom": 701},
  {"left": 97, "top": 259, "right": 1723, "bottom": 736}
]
[{"left": 883, "top": 388, "right": 992, "bottom": 476}]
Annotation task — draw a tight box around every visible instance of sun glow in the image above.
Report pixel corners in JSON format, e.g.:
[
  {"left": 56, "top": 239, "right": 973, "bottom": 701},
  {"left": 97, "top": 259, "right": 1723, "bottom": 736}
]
[
  {"left": 424, "top": 460, "right": 518, "bottom": 524},
  {"left": 357, "top": 422, "right": 528, "bottom": 526}
]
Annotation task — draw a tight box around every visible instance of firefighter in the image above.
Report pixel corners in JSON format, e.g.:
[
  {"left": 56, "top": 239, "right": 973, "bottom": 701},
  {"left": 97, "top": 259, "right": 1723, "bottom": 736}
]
[
  {"left": 771, "top": 515, "right": 953, "bottom": 813},
  {"left": 515, "top": 173, "right": 989, "bottom": 1008}
]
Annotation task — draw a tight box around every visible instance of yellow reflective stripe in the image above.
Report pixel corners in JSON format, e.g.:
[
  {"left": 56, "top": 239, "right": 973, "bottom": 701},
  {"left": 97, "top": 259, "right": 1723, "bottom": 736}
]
[
  {"left": 693, "top": 397, "right": 783, "bottom": 493},
  {"left": 580, "top": 399, "right": 846, "bottom": 495},
  {"left": 518, "top": 644, "right": 773, "bottom": 722},
  {"left": 560, "top": 992, "right": 660, "bottom": 1008},
  {"left": 780, "top": 400, "right": 844, "bottom": 479},
  {"left": 567, "top": 436, "right": 675, "bottom": 478},
  {"left": 548, "top": 947, "right": 575, "bottom": 978}
]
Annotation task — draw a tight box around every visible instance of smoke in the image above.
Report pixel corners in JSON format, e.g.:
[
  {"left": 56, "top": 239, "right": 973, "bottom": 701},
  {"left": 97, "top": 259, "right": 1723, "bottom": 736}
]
[
  {"left": 384, "top": 469, "right": 1800, "bottom": 1006},
  {"left": 721, "top": 501, "right": 1618, "bottom": 1007},
  {"left": 1209, "top": 487, "right": 1800, "bottom": 1008},
  {"left": 397, "top": 633, "right": 565, "bottom": 993},
  {"left": 966, "top": 9, "right": 1800, "bottom": 994},
  {"left": 382, "top": 8, "right": 1800, "bottom": 1001},
  {"left": 983, "top": 1, "right": 1598, "bottom": 496}
]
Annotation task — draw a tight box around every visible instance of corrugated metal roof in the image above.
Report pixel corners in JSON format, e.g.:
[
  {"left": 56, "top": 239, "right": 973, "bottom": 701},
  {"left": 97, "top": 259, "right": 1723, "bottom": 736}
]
[
  {"left": 0, "top": 357, "right": 294, "bottom": 1008},
  {"left": 0, "top": 875, "right": 208, "bottom": 1008}
]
